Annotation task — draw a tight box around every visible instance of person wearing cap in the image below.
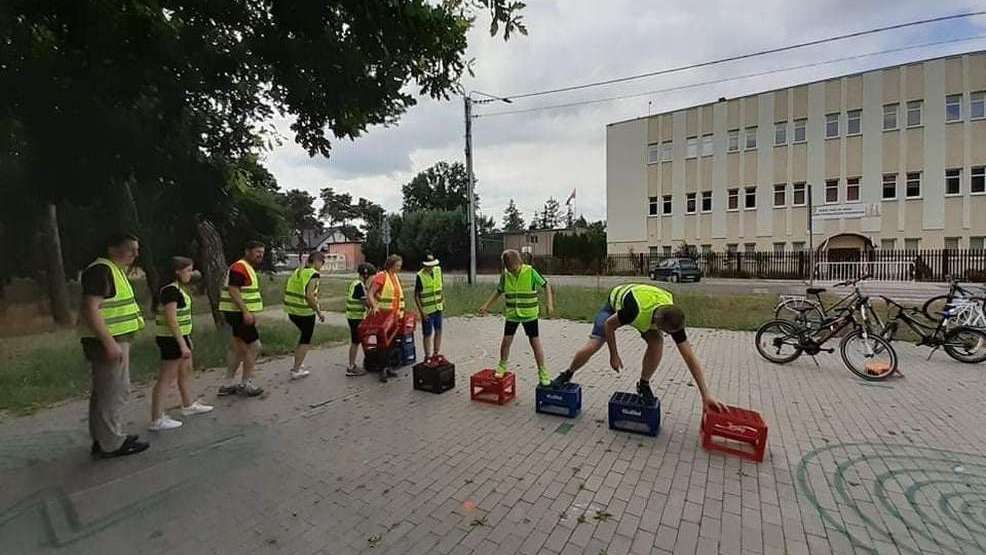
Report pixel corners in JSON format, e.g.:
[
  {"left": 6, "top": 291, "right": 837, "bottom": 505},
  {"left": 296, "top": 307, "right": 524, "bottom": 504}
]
[{"left": 414, "top": 254, "right": 444, "bottom": 359}]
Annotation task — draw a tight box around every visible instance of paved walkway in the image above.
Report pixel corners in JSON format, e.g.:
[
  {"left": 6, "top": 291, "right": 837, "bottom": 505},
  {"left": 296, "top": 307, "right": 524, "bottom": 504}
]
[{"left": 1, "top": 316, "right": 984, "bottom": 554}]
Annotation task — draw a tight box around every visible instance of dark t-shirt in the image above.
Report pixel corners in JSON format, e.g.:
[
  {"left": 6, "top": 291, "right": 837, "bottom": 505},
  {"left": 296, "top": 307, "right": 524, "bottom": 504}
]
[
  {"left": 82, "top": 264, "right": 115, "bottom": 298},
  {"left": 414, "top": 275, "right": 422, "bottom": 294},
  {"left": 618, "top": 291, "right": 688, "bottom": 344},
  {"left": 159, "top": 284, "right": 186, "bottom": 308},
  {"left": 351, "top": 282, "right": 365, "bottom": 300}
]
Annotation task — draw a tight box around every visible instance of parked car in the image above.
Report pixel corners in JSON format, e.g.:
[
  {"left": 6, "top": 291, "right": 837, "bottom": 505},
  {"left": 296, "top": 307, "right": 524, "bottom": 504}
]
[{"left": 649, "top": 258, "right": 703, "bottom": 282}]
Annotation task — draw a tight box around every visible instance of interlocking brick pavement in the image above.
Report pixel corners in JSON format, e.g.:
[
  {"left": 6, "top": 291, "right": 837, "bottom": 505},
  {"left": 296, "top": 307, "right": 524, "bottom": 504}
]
[{"left": 1, "top": 315, "right": 985, "bottom": 554}]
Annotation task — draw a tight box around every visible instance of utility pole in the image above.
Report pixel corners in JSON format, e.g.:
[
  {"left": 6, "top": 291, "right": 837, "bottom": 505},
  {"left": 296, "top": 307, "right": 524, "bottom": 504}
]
[
  {"left": 808, "top": 182, "right": 814, "bottom": 286},
  {"left": 464, "top": 95, "right": 476, "bottom": 285}
]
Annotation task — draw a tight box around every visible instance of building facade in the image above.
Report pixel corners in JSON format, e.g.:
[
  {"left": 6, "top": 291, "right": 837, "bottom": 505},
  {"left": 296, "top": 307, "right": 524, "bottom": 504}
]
[
  {"left": 503, "top": 227, "right": 586, "bottom": 257},
  {"left": 606, "top": 52, "right": 986, "bottom": 256}
]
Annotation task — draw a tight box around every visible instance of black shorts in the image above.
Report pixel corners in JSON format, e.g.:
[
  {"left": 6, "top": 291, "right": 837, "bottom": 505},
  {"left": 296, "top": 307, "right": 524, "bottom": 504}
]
[
  {"left": 223, "top": 312, "right": 260, "bottom": 344},
  {"left": 348, "top": 318, "right": 362, "bottom": 345},
  {"left": 156, "top": 335, "right": 192, "bottom": 361},
  {"left": 504, "top": 319, "right": 539, "bottom": 338},
  {"left": 289, "top": 314, "right": 316, "bottom": 345}
]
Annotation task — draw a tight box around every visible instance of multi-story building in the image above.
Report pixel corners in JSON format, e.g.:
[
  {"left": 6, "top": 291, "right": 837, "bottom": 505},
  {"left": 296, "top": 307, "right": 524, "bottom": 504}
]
[{"left": 606, "top": 51, "right": 986, "bottom": 257}]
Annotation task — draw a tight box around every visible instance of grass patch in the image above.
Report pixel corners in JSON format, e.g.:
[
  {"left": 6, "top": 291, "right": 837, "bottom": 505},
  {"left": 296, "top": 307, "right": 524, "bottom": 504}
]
[{"left": 0, "top": 314, "right": 348, "bottom": 415}]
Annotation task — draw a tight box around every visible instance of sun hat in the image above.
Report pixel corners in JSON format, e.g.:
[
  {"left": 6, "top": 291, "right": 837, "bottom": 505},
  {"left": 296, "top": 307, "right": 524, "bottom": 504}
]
[{"left": 422, "top": 254, "right": 440, "bottom": 267}]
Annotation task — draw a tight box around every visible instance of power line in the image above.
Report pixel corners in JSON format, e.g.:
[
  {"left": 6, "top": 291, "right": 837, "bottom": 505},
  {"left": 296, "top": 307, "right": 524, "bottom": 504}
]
[
  {"left": 498, "top": 11, "right": 986, "bottom": 101},
  {"left": 475, "top": 35, "right": 986, "bottom": 119}
]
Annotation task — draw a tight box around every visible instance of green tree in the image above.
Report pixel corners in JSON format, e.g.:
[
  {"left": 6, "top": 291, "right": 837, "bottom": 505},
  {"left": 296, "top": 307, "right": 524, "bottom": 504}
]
[
  {"left": 402, "top": 161, "right": 478, "bottom": 213},
  {"left": 319, "top": 187, "right": 357, "bottom": 229},
  {"left": 541, "top": 197, "right": 561, "bottom": 229},
  {"left": 279, "top": 189, "right": 323, "bottom": 252},
  {"left": 501, "top": 199, "right": 525, "bottom": 231}
]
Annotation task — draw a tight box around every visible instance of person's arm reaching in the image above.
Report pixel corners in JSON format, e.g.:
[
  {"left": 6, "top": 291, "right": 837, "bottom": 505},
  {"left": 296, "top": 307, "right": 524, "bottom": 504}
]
[
  {"left": 604, "top": 314, "right": 623, "bottom": 372},
  {"left": 675, "top": 340, "right": 726, "bottom": 412},
  {"left": 305, "top": 278, "right": 324, "bottom": 322},
  {"left": 545, "top": 283, "right": 555, "bottom": 316},
  {"left": 478, "top": 290, "right": 501, "bottom": 315},
  {"left": 367, "top": 281, "right": 381, "bottom": 314},
  {"left": 82, "top": 295, "right": 122, "bottom": 360}
]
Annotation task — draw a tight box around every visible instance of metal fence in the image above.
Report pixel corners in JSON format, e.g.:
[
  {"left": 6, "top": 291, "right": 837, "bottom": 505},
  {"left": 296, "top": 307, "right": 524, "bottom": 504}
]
[{"left": 461, "top": 249, "right": 986, "bottom": 282}]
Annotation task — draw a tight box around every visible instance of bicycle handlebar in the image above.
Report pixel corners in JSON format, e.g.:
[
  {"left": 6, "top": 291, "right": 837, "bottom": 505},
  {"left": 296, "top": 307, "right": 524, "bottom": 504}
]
[{"left": 834, "top": 274, "right": 871, "bottom": 288}]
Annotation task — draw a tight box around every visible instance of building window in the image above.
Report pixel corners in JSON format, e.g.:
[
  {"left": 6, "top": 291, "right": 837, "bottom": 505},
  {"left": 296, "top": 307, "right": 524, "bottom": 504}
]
[
  {"left": 686, "top": 137, "right": 698, "bottom": 159},
  {"left": 946, "top": 95, "right": 962, "bottom": 122},
  {"left": 882, "top": 173, "right": 897, "bottom": 200},
  {"left": 945, "top": 168, "right": 962, "bottom": 196},
  {"left": 701, "top": 191, "right": 712, "bottom": 212},
  {"left": 701, "top": 134, "right": 714, "bottom": 157},
  {"left": 881, "top": 238, "right": 896, "bottom": 250},
  {"left": 792, "top": 241, "right": 805, "bottom": 251},
  {"left": 686, "top": 192, "right": 697, "bottom": 214},
  {"left": 825, "top": 113, "right": 839, "bottom": 138},
  {"left": 773, "top": 184, "right": 786, "bottom": 207},
  {"left": 971, "top": 236, "right": 985, "bottom": 251},
  {"left": 773, "top": 242, "right": 786, "bottom": 254},
  {"left": 774, "top": 122, "right": 787, "bottom": 146},
  {"left": 844, "top": 177, "right": 859, "bottom": 202},
  {"left": 744, "top": 126, "right": 757, "bottom": 150},
  {"left": 904, "top": 238, "right": 920, "bottom": 251},
  {"left": 744, "top": 186, "right": 757, "bottom": 209},
  {"left": 825, "top": 179, "right": 839, "bottom": 204},
  {"left": 792, "top": 182, "right": 806, "bottom": 206},
  {"left": 744, "top": 243, "right": 756, "bottom": 253},
  {"left": 972, "top": 92, "right": 985, "bottom": 120},
  {"left": 660, "top": 141, "right": 673, "bottom": 162},
  {"left": 647, "top": 143, "right": 660, "bottom": 164},
  {"left": 846, "top": 110, "right": 861, "bottom": 135},
  {"left": 648, "top": 196, "right": 659, "bottom": 216},
  {"left": 701, "top": 244, "right": 712, "bottom": 254},
  {"left": 662, "top": 194, "right": 672, "bottom": 215},
  {"left": 906, "top": 172, "right": 921, "bottom": 198},
  {"left": 944, "top": 237, "right": 960, "bottom": 250},
  {"left": 726, "top": 243, "right": 738, "bottom": 254},
  {"left": 883, "top": 103, "right": 898, "bottom": 130},
  {"left": 906, "top": 100, "right": 922, "bottom": 127},
  {"left": 793, "top": 119, "right": 807, "bottom": 143},
  {"left": 727, "top": 129, "right": 739, "bottom": 152},
  {"left": 972, "top": 166, "right": 985, "bottom": 194},
  {"left": 727, "top": 188, "right": 739, "bottom": 211}
]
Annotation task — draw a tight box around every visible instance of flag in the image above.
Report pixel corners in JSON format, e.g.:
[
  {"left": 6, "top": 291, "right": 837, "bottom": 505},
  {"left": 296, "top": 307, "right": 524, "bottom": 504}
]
[{"left": 565, "top": 188, "right": 576, "bottom": 205}]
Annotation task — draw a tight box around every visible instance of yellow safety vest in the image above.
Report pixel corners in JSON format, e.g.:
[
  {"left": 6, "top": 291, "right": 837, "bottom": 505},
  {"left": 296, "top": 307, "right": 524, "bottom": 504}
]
[
  {"left": 503, "top": 264, "right": 540, "bottom": 322},
  {"left": 284, "top": 266, "right": 318, "bottom": 316},
  {"left": 375, "top": 271, "right": 405, "bottom": 314},
  {"left": 345, "top": 279, "right": 367, "bottom": 320},
  {"left": 156, "top": 283, "right": 192, "bottom": 337},
  {"left": 82, "top": 258, "right": 145, "bottom": 337},
  {"left": 609, "top": 284, "right": 674, "bottom": 334},
  {"left": 219, "top": 260, "right": 263, "bottom": 313},
  {"left": 417, "top": 267, "right": 444, "bottom": 315}
]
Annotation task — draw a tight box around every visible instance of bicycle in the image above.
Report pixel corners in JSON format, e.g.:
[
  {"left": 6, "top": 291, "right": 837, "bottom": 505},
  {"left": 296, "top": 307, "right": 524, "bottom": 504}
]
[
  {"left": 774, "top": 277, "right": 871, "bottom": 329},
  {"left": 876, "top": 295, "right": 986, "bottom": 363},
  {"left": 756, "top": 278, "right": 898, "bottom": 381},
  {"left": 920, "top": 275, "right": 986, "bottom": 328}
]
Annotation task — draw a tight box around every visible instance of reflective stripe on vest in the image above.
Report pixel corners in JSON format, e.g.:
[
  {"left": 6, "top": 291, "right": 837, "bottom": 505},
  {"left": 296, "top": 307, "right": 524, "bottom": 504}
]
[
  {"left": 345, "top": 279, "right": 367, "bottom": 320},
  {"left": 156, "top": 283, "right": 192, "bottom": 336},
  {"left": 219, "top": 260, "right": 263, "bottom": 313},
  {"left": 503, "top": 264, "right": 539, "bottom": 322},
  {"left": 610, "top": 284, "right": 674, "bottom": 334},
  {"left": 417, "top": 267, "right": 444, "bottom": 315},
  {"left": 284, "top": 267, "right": 318, "bottom": 316},
  {"left": 376, "top": 272, "right": 405, "bottom": 313},
  {"left": 84, "top": 258, "right": 145, "bottom": 337}
]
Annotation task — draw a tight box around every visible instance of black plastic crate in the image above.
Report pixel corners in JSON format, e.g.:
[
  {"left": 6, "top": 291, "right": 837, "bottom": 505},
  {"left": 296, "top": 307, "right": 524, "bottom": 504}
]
[
  {"left": 412, "top": 360, "right": 455, "bottom": 393},
  {"left": 365, "top": 346, "right": 399, "bottom": 372}
]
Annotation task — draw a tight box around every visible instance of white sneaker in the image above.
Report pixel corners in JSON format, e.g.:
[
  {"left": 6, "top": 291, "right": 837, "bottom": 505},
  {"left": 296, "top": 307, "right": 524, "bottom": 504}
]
[
  {"left": 149, "top": 416, "right": 183, "bottom": 431},
  {"left": 290, "top": 368, "right": 311, "bottom": 380},
  {"left": 181, "top": 400, "right": 215, "bottom": 416}
]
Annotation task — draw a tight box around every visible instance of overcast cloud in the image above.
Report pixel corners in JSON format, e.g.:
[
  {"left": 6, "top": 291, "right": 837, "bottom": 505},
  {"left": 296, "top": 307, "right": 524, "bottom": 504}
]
[{"left": 264, "top": 1, "right": 986, "bottom": 226}]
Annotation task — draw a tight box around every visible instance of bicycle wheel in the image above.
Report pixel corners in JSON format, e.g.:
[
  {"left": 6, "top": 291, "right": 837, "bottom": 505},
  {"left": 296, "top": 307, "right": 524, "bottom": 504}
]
[
  {"left": 839, "top": 329, "right": 897, "bottom": 381},
  {"left": 755, "top": 320, "right": 804, "bottom": 364},
  {"left": 943, "top": 326, "right": 986, "bottom": 363},
  {"left": 921, "top": 295, "right": 952, "bottom": 320}
]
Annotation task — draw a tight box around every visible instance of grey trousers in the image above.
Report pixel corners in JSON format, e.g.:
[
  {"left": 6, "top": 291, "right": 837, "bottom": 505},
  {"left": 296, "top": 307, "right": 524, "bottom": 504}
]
[{"left": 84, "top": 341, "right": 131, "bottom": 452}]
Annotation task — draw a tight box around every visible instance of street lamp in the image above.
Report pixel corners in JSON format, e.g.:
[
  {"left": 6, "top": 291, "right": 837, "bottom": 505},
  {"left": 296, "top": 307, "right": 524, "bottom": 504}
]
[{"left": 464, "top": 90, "right": 511, "bottom": 284}]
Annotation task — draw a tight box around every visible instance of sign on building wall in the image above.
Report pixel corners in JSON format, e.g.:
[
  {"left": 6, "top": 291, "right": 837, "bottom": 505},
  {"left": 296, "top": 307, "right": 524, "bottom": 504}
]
[{"left": 813, "top": 204, "right": 867, "bottom": 220}]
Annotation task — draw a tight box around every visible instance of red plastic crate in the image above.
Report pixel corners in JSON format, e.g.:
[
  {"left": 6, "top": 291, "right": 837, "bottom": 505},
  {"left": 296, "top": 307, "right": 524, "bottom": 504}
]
[
  {"left": 400, "top": 313, "right": 417, "bottom": 334},
  {"left": 470, "top": 369, "right": 516, "bottom": 405},
  {"left": 700, "top": 406, "right": 768, "bottom": 463},
  {"left": 358, "top": 311, "right": 399, "bottom": 351}
]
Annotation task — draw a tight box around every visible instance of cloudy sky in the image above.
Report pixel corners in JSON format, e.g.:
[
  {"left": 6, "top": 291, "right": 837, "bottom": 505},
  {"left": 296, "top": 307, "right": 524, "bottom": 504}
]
[{"left": 264, "top": 1, "right": 986, "bottom": 227}]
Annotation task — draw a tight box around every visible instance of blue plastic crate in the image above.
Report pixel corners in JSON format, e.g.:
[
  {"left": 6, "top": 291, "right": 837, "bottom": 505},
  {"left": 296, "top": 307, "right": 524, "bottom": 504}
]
[
  {"left": 399, "top": 333, "right": 416, "bottom": 366},
  {"left": 535, "top": 383, "right": 582, "bottom": 418},
  {"left": 608, "top": 392, "right": 661, "bottom": 437}
]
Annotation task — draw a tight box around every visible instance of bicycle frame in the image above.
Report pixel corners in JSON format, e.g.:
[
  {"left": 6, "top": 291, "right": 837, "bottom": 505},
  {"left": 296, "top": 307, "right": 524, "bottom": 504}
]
[{"left": 883, "top": 304, "right": 951, "bottom": 346}]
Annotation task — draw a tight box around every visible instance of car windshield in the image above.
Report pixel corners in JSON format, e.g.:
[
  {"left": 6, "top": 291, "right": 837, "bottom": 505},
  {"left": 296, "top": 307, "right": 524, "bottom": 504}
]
[{"left": 677, "top": 259, "right": 698, "bottom": 269}]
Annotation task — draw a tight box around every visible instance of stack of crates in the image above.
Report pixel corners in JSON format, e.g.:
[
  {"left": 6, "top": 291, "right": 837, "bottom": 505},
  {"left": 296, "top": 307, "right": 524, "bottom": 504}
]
[
  {"left": 398, "top": 313, "right": 417, "bottom": 366},
  {"left": 358, "top": 312, "right": 399, "bottom": 372}
]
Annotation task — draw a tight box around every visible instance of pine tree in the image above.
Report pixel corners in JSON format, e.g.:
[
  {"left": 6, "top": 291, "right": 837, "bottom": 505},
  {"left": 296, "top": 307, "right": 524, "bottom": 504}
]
[
  {"left": 529, "top": 210, "right": 540, "bottom": 230},
  {"left": 501, "top": 199, "right": 526, "bottom": 231},
  {"left": 542, "top": 197, "right": 561, "bottom": 229}
]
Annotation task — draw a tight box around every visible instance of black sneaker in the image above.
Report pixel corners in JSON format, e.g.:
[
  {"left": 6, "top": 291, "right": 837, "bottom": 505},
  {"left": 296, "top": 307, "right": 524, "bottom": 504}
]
[
  {"left": 217, "top": 384, "right": 241, "bottom": 397},
  {"left": 95, "top": 436, "right": 150, "bottom": 459},
  {"left": 379, "top": 371, "right": 389, "bottom": 383},
  {"left": 239, "top": 383, "right": 264, "bottom": 397},
  {"left": 550, "top": 370, "right": 574, "bottom": 388},
  {"left": 636, "top": 381, "right": 657, "bottom": 406}
]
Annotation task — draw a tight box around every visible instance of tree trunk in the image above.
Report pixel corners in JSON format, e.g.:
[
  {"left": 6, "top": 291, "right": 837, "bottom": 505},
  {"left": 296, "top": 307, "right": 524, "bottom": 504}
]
[
  {"left": 195, "top": 218, "right": 227, "bottom": 329},
  {"left": 120, "top": 180, "right": 160, "bottom": 306},
  {"left": 40, "top": 203, "right": 73, "bottom": 325}
]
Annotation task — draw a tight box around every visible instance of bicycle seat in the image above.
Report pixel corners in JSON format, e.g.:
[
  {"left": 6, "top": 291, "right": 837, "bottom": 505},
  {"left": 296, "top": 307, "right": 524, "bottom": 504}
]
[{"left": 806, "top": 287, "right": 826, "bottom": 295}]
